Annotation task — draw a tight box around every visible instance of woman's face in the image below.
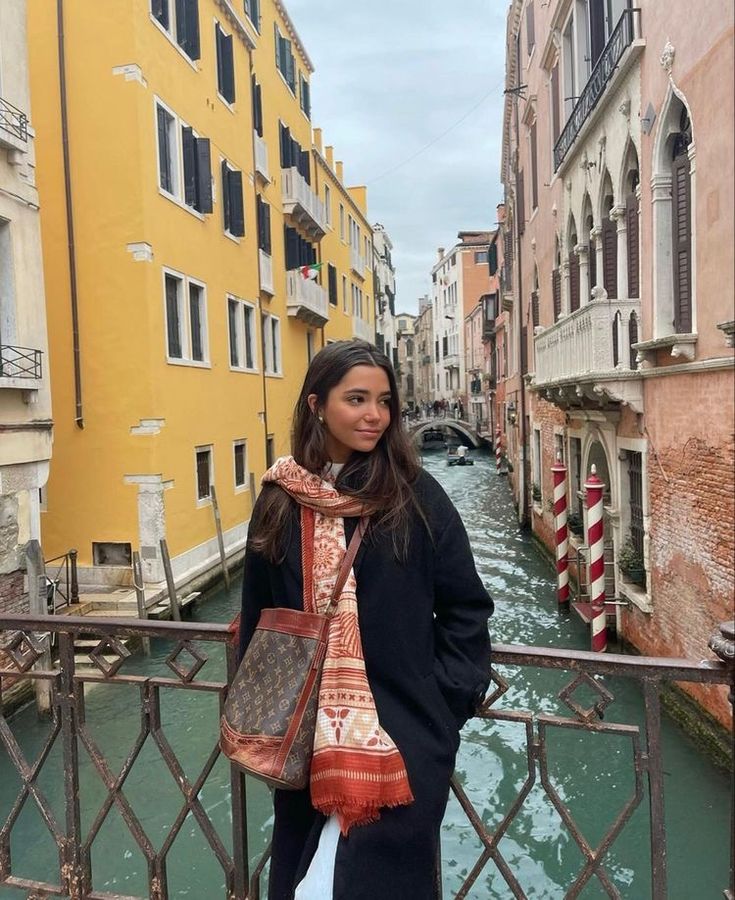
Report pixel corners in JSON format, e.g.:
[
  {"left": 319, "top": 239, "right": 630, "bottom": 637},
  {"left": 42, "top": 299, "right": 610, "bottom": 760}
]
[{"left": 308, "top": 364, "right": 392, "bottom": 463}]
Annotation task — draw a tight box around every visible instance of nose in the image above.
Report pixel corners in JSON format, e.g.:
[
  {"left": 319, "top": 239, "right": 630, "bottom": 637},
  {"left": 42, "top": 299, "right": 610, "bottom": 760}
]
[{"left": 363, "top": 402, "right": 382, "bottom": 422}]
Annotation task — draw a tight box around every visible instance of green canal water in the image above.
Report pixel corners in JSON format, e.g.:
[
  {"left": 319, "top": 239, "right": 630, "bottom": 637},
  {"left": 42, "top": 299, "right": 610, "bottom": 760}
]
[{"left": 1, "top": 452, "right": 730, "bottom": 898}]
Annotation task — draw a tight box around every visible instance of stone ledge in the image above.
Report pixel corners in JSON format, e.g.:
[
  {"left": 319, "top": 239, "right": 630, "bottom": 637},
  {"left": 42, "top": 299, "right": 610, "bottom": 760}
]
[
  {"left": 618, "top": 579, "right": 652, "bottom": 614},
  {"left": 633, "top": 333, "right": 697, "bottom": 364}
]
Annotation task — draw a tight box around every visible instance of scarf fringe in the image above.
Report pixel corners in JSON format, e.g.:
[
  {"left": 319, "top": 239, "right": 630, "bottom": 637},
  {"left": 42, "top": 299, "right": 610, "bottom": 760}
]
[{"left": 315, "top": 790, "right": 416, "bottom": 836}]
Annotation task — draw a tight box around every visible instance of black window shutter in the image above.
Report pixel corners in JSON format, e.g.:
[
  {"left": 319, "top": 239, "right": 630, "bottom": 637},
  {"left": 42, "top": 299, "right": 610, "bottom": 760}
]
[
  {"left": 286, "top": 44, "right": 295, "bottom": 91},
  {"left": 257, "top": 195, "right": 271, "bottom": 252},
  {"left": 221, "top": 32, "right": 235, "bottom": 103},
  {"left": 590, "top": 0, "right": 606, "bottom": 66},
  {"left": 221, "top": 160, "right": 231, "bottom": 232},
  {"left": 182, "top": 126, "right": 196, "bottom": 207},
  {"left": 176, "top": 0, "right": 200, "bottom": 60},
  {"left": 517, "top": 170, "right": 525, "bottom": 235},
  {"left": 157, "top": 106, "right": 172, "bottom": 192},
  {"left": 626, "top": 193, "right": 639, "bottom": 299},
  {"left": 252, "top": 77, "right": 263, "bottom": 136},
  {"left": 521, "top": 325, "right": 528, "bottom": 375},
  {"left": 602, "top": 216, "right": 618, "bottom": 297},
  {"left": 302, "top": 77, "right": 311, "bottom": 118},
  {"left": 228, "top": 170, "right": 244, "bottom": 236},
  {"left": 300, "top": 149, "right": 311, "bottom": 185},
  {"left": 195, "top": 138, "right": 212, "bottom": 213},
  {"left": 152, "top": 0, "right": 169, "bottom": 29},
  {"left": 284, "top": 226, "right": 299, "bottom": 270},
  {"left": 328, "top": 264, "right": 338, "bottom": 305},
  {"left": 291, "top": 137, "right": 301, "bottom": 171},
  {"left": 488, "top": 242, "right": 498, "bottom": 275},
  {"left": 279, "top": 123, "right": 291, "bottom": 167},
  {"left": 672, "top": 153, "right": 692, "bottom": 332},
  {"left": 569, "top": 249, "right": 580, "bottom": 311},
  {"left": 274, "top": 23, "right": 282, "bottom": 71},
  {"left": 531, "top": 290, "right": 539, "bottom": 328}
]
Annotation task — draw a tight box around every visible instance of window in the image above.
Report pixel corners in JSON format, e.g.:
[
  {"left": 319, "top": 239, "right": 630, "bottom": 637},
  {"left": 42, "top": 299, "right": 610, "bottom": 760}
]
[
  {"left": 151, "top": 0, "right": 201, "bottom": 61},
  {"left": 215, "top": 23, "right": 236, "bottom": 104},
  {"left": 244, "top": 0, "right": 259, "bottom": 30},
  {"left": 339, "top": 204, "right": 345, "bottom": 241},
  {"left": 222, "top": 160, "right": 245, "bottom": 236},
  {"left": 257, "top": 195, "right": 271, "bottom": 254},
  {"left": 274, "top": 24, "right": 295, "bottom": 93},
  {"left": 328, "top": 263, "right": 338, "bottom": 306},
  {"left": 156, "top": 100, "right": 212, "bottom": 214},
  {"left": 279, "top": 122, "right": 310, "bottom": 182},
  {"left": 530, "top": 120, "right": 538, "bottom": 210},
  {"left": 233, "top": 440, "right": 248, "bottom": 489},
  {"left": 227, "top": 297, "right": 256, "bottom": 370},
  {"left": 324, "top": 185, "right": 331, "bottom": 226},
  {"left": 93, "top": 542, "right": 132, "bottom": 567},
  {"left": 195, "top": 446, "right": 212, "bottom": 501},
  {"left": 164, "top": 271, "right": 208, "bottom": 364},
  {"left": 251, "top": 76, "right": 263, "bottom": 136},
  {"left": 299, "top": 72, "right": 311, "bottom": 119},
  {"left": 284, "top": 226, "right": 316, "bottom": 271},
  {"left": 181, "top": 127, "right": 212, "bottom": 213},
  {"left": 474, "top": 251, "right": 488, "bottom": 264},
  {"left": 262, "top": 313, "right": 281, "bottom": 374},
  {"left": 266, "top": 435, "right": 275, "bottom": 468}
]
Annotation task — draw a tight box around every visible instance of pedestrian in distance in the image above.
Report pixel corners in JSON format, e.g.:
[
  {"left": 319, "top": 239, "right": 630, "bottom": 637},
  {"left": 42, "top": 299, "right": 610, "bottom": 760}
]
[{"left": 238, "top": 340, "right": 493, "bottom": 900}]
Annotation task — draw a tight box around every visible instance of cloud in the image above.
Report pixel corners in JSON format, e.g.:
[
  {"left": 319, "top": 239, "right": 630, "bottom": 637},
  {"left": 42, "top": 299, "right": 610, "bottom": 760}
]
[{"left": 286, "top": 0, "right": 507, "bottom": 313}]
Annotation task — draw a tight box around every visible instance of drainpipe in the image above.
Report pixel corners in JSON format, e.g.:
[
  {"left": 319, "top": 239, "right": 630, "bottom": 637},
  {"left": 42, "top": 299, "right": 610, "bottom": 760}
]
[
  {"left": 57, "top": 0, "right": 83, "bottom": 428},
  {"left": 247, "top": 50, "right": 269, "bottom": 466},
  {"left": 513, "top": 28, "right": 528, "bottom": 526}
]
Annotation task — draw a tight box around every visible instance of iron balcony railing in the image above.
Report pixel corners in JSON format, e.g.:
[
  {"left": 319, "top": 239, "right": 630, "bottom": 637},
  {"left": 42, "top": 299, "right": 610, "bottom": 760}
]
[
  {"left": 554, "top": 9, "right": 641, "bottom": 171},
  {"left": 0, "top": 96, "right": 28, "bottom": 144},
  {"left": 0, "top": 613, "right": 732, "bottom": 900},
  {"left": 0, "top": 344, "right": 43, "bottom": 380}
]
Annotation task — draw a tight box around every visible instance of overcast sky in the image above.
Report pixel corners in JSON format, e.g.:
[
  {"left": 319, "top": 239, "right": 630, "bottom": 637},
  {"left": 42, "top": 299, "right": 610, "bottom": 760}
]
[{"left": 285, "top": 0, "right": 508, "bottom": 315}]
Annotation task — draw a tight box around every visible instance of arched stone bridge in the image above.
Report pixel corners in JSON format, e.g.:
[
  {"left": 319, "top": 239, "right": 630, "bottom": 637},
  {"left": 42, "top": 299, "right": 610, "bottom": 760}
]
[{"left": 408, "top": 419, "right": 484, "bottom": 449}]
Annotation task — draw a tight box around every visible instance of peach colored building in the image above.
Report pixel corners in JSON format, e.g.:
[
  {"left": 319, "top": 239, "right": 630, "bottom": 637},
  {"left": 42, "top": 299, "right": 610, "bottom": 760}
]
[{"left": 500, "top": 0, "right": 734, "bottom": 725}]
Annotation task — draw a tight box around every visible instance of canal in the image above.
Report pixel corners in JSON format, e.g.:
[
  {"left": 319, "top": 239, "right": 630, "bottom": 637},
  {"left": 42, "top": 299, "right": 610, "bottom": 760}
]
[{"left": 1, "top": 451, "right": 730, "bottom": 898}]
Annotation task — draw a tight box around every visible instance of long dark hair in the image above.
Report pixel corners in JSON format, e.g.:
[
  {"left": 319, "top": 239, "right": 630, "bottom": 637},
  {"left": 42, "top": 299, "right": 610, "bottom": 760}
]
[{"left": 249, "top": 340, "right": 421, "bottom": 562}]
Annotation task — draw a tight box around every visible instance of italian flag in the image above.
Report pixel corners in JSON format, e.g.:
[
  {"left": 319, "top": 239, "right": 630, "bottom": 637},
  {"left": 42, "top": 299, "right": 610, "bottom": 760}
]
[{"left": 300, "top": 262, "right": 323, "bottom": 281}]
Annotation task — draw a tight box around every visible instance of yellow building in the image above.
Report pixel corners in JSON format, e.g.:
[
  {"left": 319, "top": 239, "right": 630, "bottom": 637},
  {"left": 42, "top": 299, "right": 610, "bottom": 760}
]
[{"left": 28, "top": 0, "right": 373, "bottom": 590}]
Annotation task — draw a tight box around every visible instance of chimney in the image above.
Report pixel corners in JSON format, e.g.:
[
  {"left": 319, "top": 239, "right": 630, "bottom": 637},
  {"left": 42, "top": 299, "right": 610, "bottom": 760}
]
[
  {"left": 313, "top": 128, "right": 323, "bottom": 153},
  {"left": 326, "top": 145, "right": 334, "bottom": 168},
  {"left": 437, "top": 247, "right": 445, "bottom": 260},
  {"left": 336, "top": 161, "right": 344, "bottom": 182}
]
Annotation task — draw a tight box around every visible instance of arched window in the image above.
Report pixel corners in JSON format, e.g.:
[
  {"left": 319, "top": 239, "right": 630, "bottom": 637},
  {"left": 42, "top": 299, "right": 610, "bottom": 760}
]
[{"left": 672, "top": 107, "right": 693, "bottom": 332}]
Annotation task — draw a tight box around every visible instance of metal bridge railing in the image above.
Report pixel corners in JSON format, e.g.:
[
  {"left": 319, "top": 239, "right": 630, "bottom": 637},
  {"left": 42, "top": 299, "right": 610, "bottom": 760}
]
[{"left": 0, "top": 613, "right": 732, "bottom": 900}]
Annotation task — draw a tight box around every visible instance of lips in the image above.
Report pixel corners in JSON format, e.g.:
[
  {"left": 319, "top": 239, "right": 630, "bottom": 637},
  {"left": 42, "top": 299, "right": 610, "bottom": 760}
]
[{"left": 356, "top": 430, "right": 381, "bottom": 438}]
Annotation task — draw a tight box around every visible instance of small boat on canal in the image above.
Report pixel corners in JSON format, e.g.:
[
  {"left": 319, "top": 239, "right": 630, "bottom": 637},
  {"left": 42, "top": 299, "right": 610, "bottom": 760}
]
[{"left": 447, "top": 444, "right": 474, "bottom": 466}]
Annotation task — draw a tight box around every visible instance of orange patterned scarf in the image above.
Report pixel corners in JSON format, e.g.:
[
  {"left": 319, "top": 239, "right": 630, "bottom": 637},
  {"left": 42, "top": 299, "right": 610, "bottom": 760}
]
[{"left": 262, "top": 456, "right": 414, "bottom": 833}]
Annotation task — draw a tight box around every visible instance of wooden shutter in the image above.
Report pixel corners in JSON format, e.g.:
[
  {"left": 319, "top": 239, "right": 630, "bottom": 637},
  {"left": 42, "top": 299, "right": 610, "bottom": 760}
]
[
  {"left": 300, "top": 149, "right": 311, "bottom": 185},
  {"left": 257, "top": 197, "right": 271, "bottom": 253},
  {"left": 228, "top": 170, "right": 244, "bottom": 237},
  {"left": 602, "top": 217, "right": 617, "bottom": 297},
  {"left": 219, "top": 31, "right": 235, "bottom": 103},
  {"left": 530, "top": 122, "right": 538, "bottom": 210},
  {"left": 551, "top": 64, "right": 560, "bottom": 144},
  {"left": 517, "top": 170, "right": 526, "bottom": 235},
  {"left": 589, "top": 0, "right": 605, "bottom": 66},
  {"left": 531, "top": 290, "right": 539, "bottom": 328},
  {"left": 569, "top": 249, "right": 580, "bottom": 311},
  {"left": 328, "top": 264, "right": 338, "bottom": 305},
  {"left": 525, "top": 1, "right": 535, "bottom": 54},
  {"left": 252, "top": 77, "right": 263, "bottom": 136},
  {"left": 195, "top": 138, "right": 212, "bottom": 213},
  {"left": 279, "top": 123, "right": 291, "bottom": 168},
  {"left": 221, "top": 160, "right": 230, "bottom": 231},
  {"left": 521, "top": 325, "right": 528, "bottom": 375},
  {"left": 672, "top": 153, "right": 692, "bottom": 332},
  {"left": 488, "top": 242, "right": 498, "bottom": 275},
  {"left": 552, "top": 268, "right": 561, "bottom": 321},
  {"left": 176, "top": 0, "right": 200, "bottom": 60},
  {"left": 274, "top": 24, "right": 282, "bottom": 72},
  {"left": 626, "top": 193, "right": 639, "bottom": 299},
  {"left": 284, "top": 226, "right": 299, "bottom": 270}
]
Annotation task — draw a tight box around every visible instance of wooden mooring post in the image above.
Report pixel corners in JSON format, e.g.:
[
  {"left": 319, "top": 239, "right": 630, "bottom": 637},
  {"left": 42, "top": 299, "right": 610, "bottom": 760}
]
[
  {"left": 24, "top": 539, "right": 53, "bottom": 714},
  {"left": 159, "top": 539, "right": 181, "bottom": 621},
  {"left": 131, "top": 551, "right": 150, "bottom": 654},
  {"left": 210, "top": 485, "right": 230, "bottom": 590}
]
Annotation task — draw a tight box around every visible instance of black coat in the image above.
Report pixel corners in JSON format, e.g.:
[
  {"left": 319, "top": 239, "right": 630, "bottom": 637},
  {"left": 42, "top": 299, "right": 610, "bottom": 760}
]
[{"left": 238, "top": 469, "right": 493, "bottom": 900}]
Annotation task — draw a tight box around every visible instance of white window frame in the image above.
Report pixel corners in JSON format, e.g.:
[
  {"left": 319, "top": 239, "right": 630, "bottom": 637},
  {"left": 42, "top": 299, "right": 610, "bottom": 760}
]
[
  {"left": 154, "top": 97, "right": 206, "bottom": 219},
  {"left": 195, "top": 444, "right": 214, "bottom": 505},
  {"left": 227, "top": 295, "right": 258, "bottom": 372},
  {"left": 233, "top": 439, "right": 249, "bottom": 492},
  {"left": 262, "top": 313, "right": 282, "bottom": 375},
  {"left": 163, "top": 268, "right": 210, "bottom": 367}
]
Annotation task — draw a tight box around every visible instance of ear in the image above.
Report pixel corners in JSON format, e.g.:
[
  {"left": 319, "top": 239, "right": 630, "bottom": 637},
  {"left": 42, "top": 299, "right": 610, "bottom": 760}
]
[{"left": 307, "top": 394, "right": 319, "bottom": 415}]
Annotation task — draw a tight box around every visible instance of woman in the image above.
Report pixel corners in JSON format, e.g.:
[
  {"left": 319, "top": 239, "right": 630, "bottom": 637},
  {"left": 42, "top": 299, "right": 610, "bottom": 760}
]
[{"left": 239, "top": 340, "right": 493, "bottom": 900}]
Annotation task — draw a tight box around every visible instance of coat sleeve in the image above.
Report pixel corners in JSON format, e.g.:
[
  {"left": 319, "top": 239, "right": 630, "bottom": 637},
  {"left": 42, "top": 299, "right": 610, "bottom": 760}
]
[
  {"left": 237, "top": 542, "right": 274, "bottom": 663},
  {"left": 432, "top": 501, "right": 494, "bottom": 729}
]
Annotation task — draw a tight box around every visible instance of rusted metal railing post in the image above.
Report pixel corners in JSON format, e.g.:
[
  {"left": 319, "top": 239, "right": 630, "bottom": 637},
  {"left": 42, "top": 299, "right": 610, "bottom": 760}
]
[
  {"left": 585, "top": 465, "right": 607, "bottom": 652},
  {"left": 69, "top": 548, "right": 79, "bottom": 603}
]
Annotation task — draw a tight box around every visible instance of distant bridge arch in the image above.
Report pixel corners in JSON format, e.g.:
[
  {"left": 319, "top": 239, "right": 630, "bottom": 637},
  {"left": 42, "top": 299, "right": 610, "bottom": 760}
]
[{"left": 408, "top": 419, "right": 483, "bottom": 449}]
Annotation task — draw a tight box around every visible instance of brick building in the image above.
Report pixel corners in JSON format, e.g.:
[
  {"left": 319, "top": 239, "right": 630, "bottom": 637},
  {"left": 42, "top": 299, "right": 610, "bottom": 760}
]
[{"left": 500, "top": 0, "right": 734, "bottom": 725}]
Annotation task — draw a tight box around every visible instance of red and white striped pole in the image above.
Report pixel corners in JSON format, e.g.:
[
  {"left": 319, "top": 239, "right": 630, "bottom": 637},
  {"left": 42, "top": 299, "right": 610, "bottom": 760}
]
[
  {"left": 495, "top": 427, "right": 502, "bottom": 473},
  {"left": 552, "top": 453, "right": 570, "bottom": 611},
  {"left": 585, "top": 464, "right": 607, "bottom": 652}
]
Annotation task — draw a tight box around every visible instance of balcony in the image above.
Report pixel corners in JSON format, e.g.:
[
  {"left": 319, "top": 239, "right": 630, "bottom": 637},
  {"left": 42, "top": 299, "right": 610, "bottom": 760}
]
[
  {"left": 1, "top": 611, "right": 732, "bottom": 899},
  {"left": 258, "top": 249, "right": 274, "bottom": 295},
  {"left": 443, "top": 352, "right": 460, "bottom": 370},
  {"left": 0, "top": 96, "right": 28, "bottom": 152},
  {"left": 554, "top": 8, "right": 643, "bottom": 171},
  {"left": 352, "top": 316, "right": 374, "bottom": 343},
  {"left": 532, "top": 298, "right": 643, "bottom": 412},
  {"left": 286, "top": 269, "right": 328, "bottom": 327},
  {"left": 350, "top": 246, "right": 365, "bottom": 279},
  {"left": 0, "top": 344, "right": 43, "bottom": 389},
  {"left": 253, "top": 132, "right": 269, "bottom": 182},
  {"left": 482, "top": 316, "right": 496, "bottom": 340},
  {"left": 281, "top": 167, "right": 326, "bottom": 240}
]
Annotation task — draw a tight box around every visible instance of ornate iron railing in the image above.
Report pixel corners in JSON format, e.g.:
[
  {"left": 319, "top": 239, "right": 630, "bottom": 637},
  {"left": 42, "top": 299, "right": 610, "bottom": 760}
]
[
  {"left": 0, "top": 344, "right": 43, "bottom": 380},
  {"left": 0, "top": 96, "right": 28, "bottom": 144},
  {"left": 0, "top": 613, "right": 732, "bottom": 899},
  {"left": 554, "top": 9, "right": 641, "bottom": 171}
]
